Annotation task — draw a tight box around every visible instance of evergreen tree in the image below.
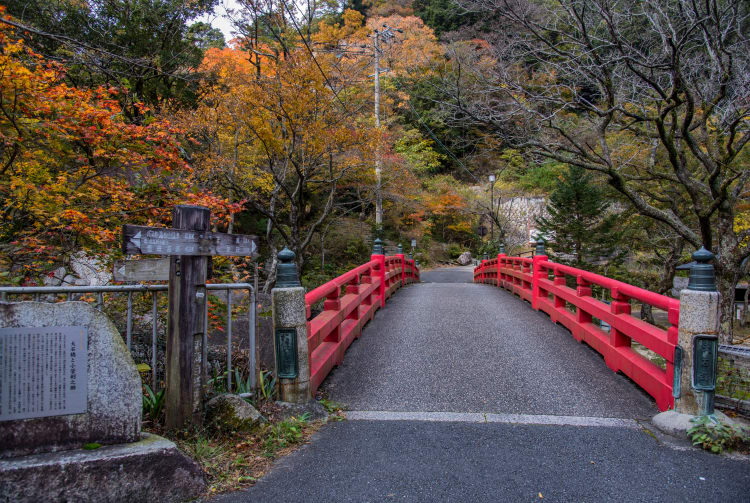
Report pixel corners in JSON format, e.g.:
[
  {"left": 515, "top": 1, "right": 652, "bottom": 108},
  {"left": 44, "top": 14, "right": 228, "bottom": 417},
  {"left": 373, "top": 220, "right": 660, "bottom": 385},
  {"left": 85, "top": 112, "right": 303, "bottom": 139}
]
[{"left": 535, "top": 166, "right": 622, "bottom": 268}]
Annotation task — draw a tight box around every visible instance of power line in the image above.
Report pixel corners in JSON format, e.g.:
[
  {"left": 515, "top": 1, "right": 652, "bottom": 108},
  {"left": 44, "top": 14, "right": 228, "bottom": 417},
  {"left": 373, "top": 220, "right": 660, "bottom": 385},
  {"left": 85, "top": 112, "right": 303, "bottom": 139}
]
[
  {"left": 401, "top": 93, "right": 478, "bottom": 182},
  {"left": 277, "top": 0, "right": 350, "bottom": 113}
]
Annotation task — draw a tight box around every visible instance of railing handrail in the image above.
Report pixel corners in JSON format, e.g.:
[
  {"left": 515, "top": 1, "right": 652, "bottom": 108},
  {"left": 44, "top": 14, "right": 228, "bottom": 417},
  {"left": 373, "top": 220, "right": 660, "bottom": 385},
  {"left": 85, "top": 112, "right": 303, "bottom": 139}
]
[
  {"left": 305, "top": 253, "right": 419, "bottom": 393},
  {"left": 305, "top": 260, "right": 378, "bottom": 307},
  {"left": 0, "top": 282, "right": 254, "bottom": 295},
  {"left": 538, "top": 260, "right": 678, "bottom": 311},
  {"left": 0, "top": 281, "right": 256, "bottom": 394}
]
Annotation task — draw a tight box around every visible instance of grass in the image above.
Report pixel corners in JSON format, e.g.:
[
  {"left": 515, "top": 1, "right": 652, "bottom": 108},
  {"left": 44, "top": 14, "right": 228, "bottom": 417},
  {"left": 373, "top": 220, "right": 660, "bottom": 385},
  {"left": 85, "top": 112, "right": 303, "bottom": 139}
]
[{"left": 150, "top": 399, "right": 334, "bottom": 497}]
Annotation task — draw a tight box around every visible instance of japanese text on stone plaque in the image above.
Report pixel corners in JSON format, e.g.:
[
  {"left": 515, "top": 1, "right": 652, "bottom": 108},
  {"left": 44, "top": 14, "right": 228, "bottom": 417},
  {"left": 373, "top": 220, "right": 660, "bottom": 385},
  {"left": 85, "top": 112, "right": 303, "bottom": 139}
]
[{"left": 0, "top": 327, "right": 88, "bottom": 421}]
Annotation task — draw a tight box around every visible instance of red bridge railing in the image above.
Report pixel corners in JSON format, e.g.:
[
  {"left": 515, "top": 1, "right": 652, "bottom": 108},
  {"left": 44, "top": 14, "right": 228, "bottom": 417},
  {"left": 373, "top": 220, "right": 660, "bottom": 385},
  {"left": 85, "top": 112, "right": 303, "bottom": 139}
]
[
  {"left": 306, "top": 252, "right": 419, "bottom": 393},
  {"left": 474, "top": 253, "right": 678, "bottom": 411}
]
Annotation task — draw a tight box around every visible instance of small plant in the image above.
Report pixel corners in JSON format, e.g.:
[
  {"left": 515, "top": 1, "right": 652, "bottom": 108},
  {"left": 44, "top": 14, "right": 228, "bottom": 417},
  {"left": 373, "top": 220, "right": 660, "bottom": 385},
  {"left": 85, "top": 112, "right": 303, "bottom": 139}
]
[
  {"left": 259, "top": 370, "right": 277, "bottom": 400},
  {"left": 233, "top": 368, "right": 254, "bottom": 395},
  {"left": 142, "top": 384, "right": 165, "bottom": 423},
  {"left": 83, "top": 442, "right": 101, "bottom": 450},
  {"left": 318, "top": 398, "right": 343, "bottom": 414},
  {"left": 208, "top": 367, "right": 230, "bottom": 394},
  {"left": 687, "top": 415, "right": 749, "bottom": 454},
  {"left": 188, "top": 436, "right": 227, "bottom": 464},
  {"left": 261, "top": 413, "right": 310, "bottom": 457}
]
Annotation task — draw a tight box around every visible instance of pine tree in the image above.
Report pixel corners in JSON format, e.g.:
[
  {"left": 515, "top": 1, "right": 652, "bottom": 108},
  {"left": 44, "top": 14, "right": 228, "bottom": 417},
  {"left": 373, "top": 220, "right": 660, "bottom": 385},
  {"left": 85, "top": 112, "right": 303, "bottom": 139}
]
[{"left": 535, "top": 166, "right": 622, "bottom": 268}]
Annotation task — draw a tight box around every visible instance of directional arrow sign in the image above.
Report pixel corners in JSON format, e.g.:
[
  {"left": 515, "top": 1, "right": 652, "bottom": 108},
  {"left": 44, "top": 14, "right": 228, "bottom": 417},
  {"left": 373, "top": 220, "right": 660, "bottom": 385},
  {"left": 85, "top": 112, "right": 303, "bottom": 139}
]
[
  {"left": 122, "top": 225, "right": 258, "bottom": 257},
  {"left": 113, "top": 258, "right": 171, "bottom": 282}
]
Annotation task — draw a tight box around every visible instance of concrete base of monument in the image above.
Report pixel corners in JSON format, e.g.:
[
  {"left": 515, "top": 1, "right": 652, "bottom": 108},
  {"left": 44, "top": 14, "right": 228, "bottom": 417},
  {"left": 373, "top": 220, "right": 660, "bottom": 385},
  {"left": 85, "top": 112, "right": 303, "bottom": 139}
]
[
  {"left": 652, "top": 409, "right": 735, "bottom": 438},
  {"left": 0, "top": 433, "right": 205, "bottom": 503}
]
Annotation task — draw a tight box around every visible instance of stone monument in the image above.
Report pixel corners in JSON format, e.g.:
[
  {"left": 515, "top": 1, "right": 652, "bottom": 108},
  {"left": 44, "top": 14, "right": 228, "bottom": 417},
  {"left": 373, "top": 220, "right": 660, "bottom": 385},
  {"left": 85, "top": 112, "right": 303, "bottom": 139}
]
[{"left": 0, "top": 301, "right": 205, "bottom": 502}]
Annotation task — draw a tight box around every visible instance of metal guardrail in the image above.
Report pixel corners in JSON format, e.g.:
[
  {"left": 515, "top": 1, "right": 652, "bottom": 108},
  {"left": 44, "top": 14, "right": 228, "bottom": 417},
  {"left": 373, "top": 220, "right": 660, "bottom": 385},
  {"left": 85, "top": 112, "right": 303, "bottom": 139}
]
[
  {"left": 0, "top": 282, "right": 256, "bottom": 393},
  {"left": 719, "top": 344, "right": 750, "bottom": 358}
]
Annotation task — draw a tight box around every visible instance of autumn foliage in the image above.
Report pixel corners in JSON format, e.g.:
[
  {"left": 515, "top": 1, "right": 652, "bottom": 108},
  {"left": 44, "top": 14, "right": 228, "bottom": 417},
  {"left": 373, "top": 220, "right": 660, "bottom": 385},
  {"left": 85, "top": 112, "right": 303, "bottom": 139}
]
[{"left": 0, "top": 12, "right": 231, "bottom": 282}]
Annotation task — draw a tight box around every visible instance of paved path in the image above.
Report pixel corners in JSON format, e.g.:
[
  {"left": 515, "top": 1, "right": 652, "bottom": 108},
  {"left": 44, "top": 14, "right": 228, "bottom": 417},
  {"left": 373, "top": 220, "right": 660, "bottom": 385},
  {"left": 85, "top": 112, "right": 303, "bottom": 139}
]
[
  {"left": 324, "top": 265, "right": 655, "bottom": 418},
  {"left": 216, "top": 267, "right": 749, "bottom": 502}
]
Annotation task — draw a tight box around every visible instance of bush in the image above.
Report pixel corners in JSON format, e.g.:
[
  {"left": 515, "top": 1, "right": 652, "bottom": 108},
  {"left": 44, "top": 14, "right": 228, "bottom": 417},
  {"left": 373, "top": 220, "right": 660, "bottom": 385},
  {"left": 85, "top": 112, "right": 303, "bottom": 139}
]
[{"left": 446, "top": 243, "right": 463, "bottom": 260}]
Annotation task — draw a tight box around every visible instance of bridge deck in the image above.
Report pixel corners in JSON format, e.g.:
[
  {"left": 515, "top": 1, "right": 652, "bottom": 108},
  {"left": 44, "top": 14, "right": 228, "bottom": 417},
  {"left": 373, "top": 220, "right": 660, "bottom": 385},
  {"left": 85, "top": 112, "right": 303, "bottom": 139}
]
[
  {"left": 323, "top": 266, "right": 656, "bottom": 419},
  {"left": 217, "top": 266, "right": 750, "bottom": 503}
]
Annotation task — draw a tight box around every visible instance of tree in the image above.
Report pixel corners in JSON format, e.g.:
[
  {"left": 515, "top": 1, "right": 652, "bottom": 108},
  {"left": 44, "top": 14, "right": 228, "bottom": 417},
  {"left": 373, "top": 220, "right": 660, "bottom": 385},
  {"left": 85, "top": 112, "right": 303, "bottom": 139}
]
[
  {"left": 535, "top": 166, "right": 622, "bottom": 268},
  {"left": 0, "top": 15, "right": 228, "bottom": 281},
  {"left": 186, "top": 12, "right": 378, "bottom": 290},
  {"left": 412, "top": 0, "right": 479, "bottom": 38},
  {"left": 440, "top": 0, "right": 750, "bottom": 341},
  {"left": 5, "top": 0, "right": 220, "bottom": 118}
]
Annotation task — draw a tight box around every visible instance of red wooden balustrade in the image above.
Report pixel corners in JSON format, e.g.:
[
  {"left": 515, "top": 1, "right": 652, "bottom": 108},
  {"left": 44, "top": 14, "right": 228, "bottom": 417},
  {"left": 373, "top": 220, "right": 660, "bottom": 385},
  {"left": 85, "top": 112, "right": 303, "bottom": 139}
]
[
  {"left": 305, "top": 253, "right": 419, "bottom": 393},
  {"left": 474, "top": 253, "right": 678, "bottom": 411}
]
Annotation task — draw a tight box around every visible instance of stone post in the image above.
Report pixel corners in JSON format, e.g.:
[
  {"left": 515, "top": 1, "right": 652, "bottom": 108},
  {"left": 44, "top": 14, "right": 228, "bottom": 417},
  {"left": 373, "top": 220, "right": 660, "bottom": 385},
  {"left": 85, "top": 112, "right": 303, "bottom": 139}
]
[
  {"left": 497, "top": 242, "right": 506, "bottom": 289},
  {"left": 674, "top": 247, "right": 720, "bottom": 416},
  {"left": 272, "top": 248, "right": 311, "bottom": 403},
  {"left": 653, "top": 247, "right": 724, "bottom": 436}
]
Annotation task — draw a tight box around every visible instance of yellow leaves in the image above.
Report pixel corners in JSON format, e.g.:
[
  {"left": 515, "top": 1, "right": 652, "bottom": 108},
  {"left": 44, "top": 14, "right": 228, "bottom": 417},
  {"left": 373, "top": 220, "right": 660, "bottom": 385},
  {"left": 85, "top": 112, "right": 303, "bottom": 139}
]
[{"left": 366, "top": 15, "right": 443, "bottom": 74}]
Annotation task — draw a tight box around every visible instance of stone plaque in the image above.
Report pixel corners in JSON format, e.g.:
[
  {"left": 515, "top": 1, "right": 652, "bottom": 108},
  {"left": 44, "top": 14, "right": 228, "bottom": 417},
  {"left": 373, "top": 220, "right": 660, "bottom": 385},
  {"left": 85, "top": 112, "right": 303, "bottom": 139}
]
[
  {"left": 0, "top": 326, "right": 88, "bottom": 421},
  {"left": 275, "top": 328, "right": 298, "bottom": 379}
]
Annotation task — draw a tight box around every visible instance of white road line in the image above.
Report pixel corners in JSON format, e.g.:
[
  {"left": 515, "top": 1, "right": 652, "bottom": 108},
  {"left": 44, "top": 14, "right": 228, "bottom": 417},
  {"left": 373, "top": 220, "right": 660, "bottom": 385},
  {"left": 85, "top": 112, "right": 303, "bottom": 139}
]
[{"left": 345, "top": 410, "right": 639, "bottom": 428}]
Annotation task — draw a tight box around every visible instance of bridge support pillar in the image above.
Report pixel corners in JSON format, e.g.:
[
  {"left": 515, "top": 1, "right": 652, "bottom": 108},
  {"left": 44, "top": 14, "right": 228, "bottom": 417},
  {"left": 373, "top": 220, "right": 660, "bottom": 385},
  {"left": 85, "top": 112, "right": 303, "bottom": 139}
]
[{"left": 272, "top": 248, "right": 311, "bottom": 403}]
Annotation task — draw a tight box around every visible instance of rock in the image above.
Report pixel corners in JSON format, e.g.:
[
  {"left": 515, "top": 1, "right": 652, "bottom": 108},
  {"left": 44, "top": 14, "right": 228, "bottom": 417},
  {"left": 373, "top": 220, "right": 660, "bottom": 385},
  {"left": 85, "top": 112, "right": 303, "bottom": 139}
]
[
  {"left": 457, "top": 251, "right": 472, "bottom": 266},
  {"left": 652, "top": 409, "right": 735, "bottom": 438},
  {"left": 70, "top": 252, "right": 111, "bottom": 286},
  {"left": 205, "top": 394, "right": 265, "bottom": 432},
  {"left": 42, "top": 267, "right": 66, "bottom": 287},
  {"left": 0, "top": 433, "right": 206, "bottom": 503},
  {"left": 275, "top": 400, "right": 328, "bottom": 422},
  {"left": 0, "top": 302, "right": 141, "bottom": 459}
]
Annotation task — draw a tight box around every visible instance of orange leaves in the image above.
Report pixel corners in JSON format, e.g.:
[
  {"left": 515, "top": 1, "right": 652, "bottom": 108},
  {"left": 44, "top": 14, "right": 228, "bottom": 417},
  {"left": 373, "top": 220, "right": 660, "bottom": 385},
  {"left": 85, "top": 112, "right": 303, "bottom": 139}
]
[{"left": 0, "top": 18, "right": 212, "bottom": 281}]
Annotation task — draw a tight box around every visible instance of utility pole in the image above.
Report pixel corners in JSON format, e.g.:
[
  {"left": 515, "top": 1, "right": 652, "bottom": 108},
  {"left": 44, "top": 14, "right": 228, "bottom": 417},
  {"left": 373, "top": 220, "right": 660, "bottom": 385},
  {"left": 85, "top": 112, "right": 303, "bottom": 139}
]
[
  {"left": 374, "top": 30, "right": 382, "bottom": 231},
  {"left": 371, "top": 24, "right": 401, "bottom": 234}
]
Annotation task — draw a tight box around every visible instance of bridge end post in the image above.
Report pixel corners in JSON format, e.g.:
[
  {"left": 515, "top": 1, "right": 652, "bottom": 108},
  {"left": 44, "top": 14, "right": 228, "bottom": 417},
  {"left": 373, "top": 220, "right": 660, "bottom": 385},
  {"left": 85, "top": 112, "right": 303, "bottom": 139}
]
[
  {"left": 674, "top": 247, "right": 720, "bottom": 417},
  {"left": 371, "top": 238, "right": 386, "bottom": 307},
  {"left": 497, "top": 242, "right": 506, "bottom": 289},
  {"left": 396, "top": 243, "right": 406, "bottom": 287},
  {"left": 531, "top": 239, "right": 548, "bottom": 311},
  {"left": 654, "top": 247, "right": 726, "bottom": 435},
  {"left": 272, "top": 248, "right": 312, "bottom": 403}
]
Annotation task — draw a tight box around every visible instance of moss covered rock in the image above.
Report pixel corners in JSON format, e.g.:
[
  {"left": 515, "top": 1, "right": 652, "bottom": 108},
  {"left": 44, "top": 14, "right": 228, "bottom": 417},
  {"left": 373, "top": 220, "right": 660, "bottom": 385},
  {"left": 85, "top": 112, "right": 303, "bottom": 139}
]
[{"left": 205, "top": 394, "right": 265, "bottom": 433}]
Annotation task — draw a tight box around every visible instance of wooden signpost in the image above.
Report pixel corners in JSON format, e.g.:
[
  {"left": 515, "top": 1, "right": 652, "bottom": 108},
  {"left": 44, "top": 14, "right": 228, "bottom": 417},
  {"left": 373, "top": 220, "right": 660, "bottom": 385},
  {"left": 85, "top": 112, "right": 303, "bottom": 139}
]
[{"left": 122, "top": 205, "right": 257, "bottom": 430}]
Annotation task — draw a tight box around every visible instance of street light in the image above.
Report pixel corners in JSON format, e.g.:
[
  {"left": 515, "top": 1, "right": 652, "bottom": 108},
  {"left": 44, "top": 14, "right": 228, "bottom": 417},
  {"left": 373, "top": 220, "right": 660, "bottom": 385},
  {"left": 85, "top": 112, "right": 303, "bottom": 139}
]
[{"left": 488, "top": 174, "right": 496, "bottom": 243}]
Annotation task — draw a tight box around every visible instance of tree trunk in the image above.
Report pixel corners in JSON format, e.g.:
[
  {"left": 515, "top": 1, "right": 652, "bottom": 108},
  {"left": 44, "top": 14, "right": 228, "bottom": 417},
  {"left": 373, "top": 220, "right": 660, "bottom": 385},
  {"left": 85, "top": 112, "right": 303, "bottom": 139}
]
[
  {"left": 640, "top": 304, "right": 655, "bottom": 324},
  {"left": 716, "top": 268, "right": 736, "bottom": 345}
]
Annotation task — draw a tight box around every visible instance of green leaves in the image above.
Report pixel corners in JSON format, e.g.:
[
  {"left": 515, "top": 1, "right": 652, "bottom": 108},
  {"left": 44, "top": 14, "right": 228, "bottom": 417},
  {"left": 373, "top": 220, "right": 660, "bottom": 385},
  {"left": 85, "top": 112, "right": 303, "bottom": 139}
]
[
  {"left": 142, "top": 383, "right": 166, "bottom": 424},
  {"left": 686, "top": 415, "right": 749, "bottom": 454}
]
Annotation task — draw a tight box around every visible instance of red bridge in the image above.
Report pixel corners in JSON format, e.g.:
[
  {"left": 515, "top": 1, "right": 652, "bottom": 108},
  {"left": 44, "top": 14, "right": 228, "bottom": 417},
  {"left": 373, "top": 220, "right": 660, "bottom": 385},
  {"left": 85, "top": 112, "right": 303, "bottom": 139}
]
[{"left": 301, "top": 240, "right": 677, "bottom": 418}]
